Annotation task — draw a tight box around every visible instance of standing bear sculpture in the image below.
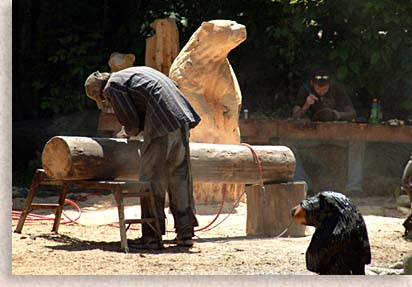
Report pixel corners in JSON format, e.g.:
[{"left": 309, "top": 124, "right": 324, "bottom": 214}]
[
  {"left": 169, "top": 20, "right": 246, "bottom": 144},
  {"left": 169, "top": 20, "right": 247, "bottom": 203}
]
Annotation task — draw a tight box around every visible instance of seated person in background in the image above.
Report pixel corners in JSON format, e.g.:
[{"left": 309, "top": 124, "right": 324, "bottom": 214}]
[
  {"left": 292, "top": 68, "right": 356, "bottom": 121},
  {"left": 287, "top": 67, "right": 364, "bottom": 195}
]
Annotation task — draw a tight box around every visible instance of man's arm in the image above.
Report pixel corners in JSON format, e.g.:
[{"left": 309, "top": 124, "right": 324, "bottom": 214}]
[
  {"left": 334, "top": 105, "right": 356, "bottom": 121},
  {"left": 292, "top": 105, "right": 308, "bottom": 119},
  {"left": 333, "top": 85, "right": 357, "bottom": 121},
  {"left": 292, "top": 93, "right": 318, "bottom": 119},
  {"left": 103, "top": 84, "right": 141, "bottom": 136}
]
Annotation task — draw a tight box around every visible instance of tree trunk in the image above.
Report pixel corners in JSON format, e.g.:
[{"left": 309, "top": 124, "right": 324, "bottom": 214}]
[
  {"left": 246, "top": 182, "right": 308, "bottom": 237},
  {"left": 42, "top": 136, "right": 296, "bottom": 184}
]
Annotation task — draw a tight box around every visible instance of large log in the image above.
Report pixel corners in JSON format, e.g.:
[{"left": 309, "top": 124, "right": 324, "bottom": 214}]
[
  {"left": 42, "top": 136, "right": 296, "bottom": 184},
  {"left": 41, "top": 136, "right": 141, "bottom": 180}
]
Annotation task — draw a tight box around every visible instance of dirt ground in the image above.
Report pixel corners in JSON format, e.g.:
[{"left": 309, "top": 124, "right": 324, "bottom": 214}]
[{"left": 11, "top": 193, "right": 412, "bottom": 275}]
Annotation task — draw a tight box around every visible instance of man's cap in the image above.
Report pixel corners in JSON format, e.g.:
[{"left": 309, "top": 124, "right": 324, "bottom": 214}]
[
  {"left": 84, "top": 71, "right": 110, "bottom": 109},
  {"left": 311, "top": 68, "right": 331, "bottom": 87}
]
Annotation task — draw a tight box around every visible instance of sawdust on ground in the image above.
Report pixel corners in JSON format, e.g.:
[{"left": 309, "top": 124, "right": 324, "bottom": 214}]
[{"left": 11, "top": 194, "right": 412, "bottom": 275}]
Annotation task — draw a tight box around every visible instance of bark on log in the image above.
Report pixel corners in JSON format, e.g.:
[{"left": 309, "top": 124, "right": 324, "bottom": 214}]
[
  {"left": 42, "top": 136, "right": 296, "bottom": 183},
  {"left": 41, "top": 136, "right": 140, "bottom": 180}
]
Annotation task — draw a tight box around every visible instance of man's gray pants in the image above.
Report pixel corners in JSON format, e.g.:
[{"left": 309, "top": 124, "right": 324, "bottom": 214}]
[{"left": 139, "top": 126, "right": 198, "bottom": 241}]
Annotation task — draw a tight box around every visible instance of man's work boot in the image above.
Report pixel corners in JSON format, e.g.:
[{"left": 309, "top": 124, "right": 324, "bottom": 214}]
[
  {"left": 176, "top": 236, "right": 194, "bottom": 247},
  {"left": 129, "top": 237, "right": 164, "bottom": 250}
]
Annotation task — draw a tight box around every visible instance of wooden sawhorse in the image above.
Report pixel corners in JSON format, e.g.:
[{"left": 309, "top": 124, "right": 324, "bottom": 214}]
[{"left": 14, "top": 169, "right": 161, "bottom": 252}]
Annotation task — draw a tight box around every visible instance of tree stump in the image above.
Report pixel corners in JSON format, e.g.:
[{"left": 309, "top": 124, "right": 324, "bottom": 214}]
[{"left": 246, "top": 182, "right": 308, "bottom": 237}]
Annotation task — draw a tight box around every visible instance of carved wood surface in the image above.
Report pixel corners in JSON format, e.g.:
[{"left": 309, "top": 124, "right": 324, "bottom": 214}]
[{"left": 145, "top": 18, "right": 180, "bottom": 75}]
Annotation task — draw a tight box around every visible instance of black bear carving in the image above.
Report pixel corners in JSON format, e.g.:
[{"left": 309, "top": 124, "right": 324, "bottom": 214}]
[{"left": 291, "top": 191, "right": 371, "bottom": 275}]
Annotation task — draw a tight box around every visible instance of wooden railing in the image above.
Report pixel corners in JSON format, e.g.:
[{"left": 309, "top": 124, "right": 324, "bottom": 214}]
[
  {"left": 98, "top": 112, "right": 412, "bottom": 144},
  {"left": 240, "top": 119, "right": 412, "bottom": 144}
]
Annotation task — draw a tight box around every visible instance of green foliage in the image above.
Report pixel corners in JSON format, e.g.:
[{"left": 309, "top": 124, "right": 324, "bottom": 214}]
[
  {"left": 248, "top": 0, "right": 412, "bottom": 118},
  {"left": 29, "top": 0, "right": 196, "bottom": 115},
  {"left": 264, "top": 1, "right": 412, "bottom": 92},
  {"left": 34, "top": 30, "right": 104, "bottom": 113},
  {"left": 31, "top": 1, "right": 107, "bottom": 114},
  {"left": 22, "top": 0, "right": 412, "bottom": 118}
]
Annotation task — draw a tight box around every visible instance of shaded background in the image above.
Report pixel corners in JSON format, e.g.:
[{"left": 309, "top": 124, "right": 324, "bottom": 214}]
[
  {"left": 13, "top": 0, "right": 412, "bottom": 121},
  {"left": 12, "top": 0, "right": 412, "bottom": 193}
]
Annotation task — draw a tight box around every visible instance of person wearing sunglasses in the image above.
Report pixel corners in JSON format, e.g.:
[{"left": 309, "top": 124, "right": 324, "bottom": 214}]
[
  {"left": 287, "top": 67, "right": 364, "bottom": 196},
  {"left": 292, "top": 68, "right": 356, "bottom": 121}
]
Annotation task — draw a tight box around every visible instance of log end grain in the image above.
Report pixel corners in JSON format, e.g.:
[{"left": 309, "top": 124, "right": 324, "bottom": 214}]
[{"left": 42, "top": 137, "right": 72, "bottom": 179}]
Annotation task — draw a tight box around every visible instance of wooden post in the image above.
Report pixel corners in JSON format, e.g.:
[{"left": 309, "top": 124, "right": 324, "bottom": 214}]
[
  {"left": 246, "top": 182, "right": 308, "bottom": 237},
  {"left": 145, "top": 18, "right": 180, "bottom": 75}
]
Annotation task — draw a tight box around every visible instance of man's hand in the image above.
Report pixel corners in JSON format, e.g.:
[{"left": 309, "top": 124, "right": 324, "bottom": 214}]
[
  {"left": 304, "top": 94, "right": 319, "bottom": 109},
  {"left": 115, "top": 126, "right": 140, "bottom": 139},
  {"left": 124, "top": 126, "right": 140, "bottom": 137},
  {"left": 332, "top": 109, "right": 341, "bottom": 120},
  {"left": 115, "top": 126, "right": 130, "bottom": 139},
  {"left": 292, "top": 94, "right": 319, "bottom": 119}
]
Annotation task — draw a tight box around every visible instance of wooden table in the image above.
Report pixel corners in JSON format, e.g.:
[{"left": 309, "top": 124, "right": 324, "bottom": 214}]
[
  {"left": 239, "top": 119, "right": 412, "bottom": 144},
  {"left": 97, "top": 112, "right": 412, "bottom": 145},
  {"left": 99, "top": 112, "right": 412, "bottom": 143},
  {"left": 240, "top": 119, "right": 412, "bottom": 195}
]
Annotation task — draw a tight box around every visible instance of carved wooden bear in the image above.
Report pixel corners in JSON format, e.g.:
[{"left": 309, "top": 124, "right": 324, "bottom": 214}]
[
  {"left": 169, "top": 19, "right": 246, "bottom": 144},
  {"left": 169, "top": 20, "right": 247, "bottom": 203},
  {"left": 291, "top": 191, "right": 371, "bottom": 275}
]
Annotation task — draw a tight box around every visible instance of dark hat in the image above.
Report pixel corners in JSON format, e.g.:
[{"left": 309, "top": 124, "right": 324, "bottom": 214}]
[
  {"left": 84, "top": 71, "right": 110, "bottom": 109},
  {"left": 311, "top": 68, "right": 331, "bottom": 87}
]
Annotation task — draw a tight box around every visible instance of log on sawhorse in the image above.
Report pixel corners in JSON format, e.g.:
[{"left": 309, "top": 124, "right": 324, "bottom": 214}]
[
  {"left": 41, "top": 136, "right": 296, "bottom": 184},
  {"left": 14, "top": 169, "right": 161, "bottom": 253},
  {"left": 41, "top": 136, "right": 297, "bottom": 205}
]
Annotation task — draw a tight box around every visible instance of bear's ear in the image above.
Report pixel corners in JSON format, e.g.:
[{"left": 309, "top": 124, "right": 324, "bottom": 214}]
[{"left": 201, "top": 22, "right": 215, "bottom": 33}]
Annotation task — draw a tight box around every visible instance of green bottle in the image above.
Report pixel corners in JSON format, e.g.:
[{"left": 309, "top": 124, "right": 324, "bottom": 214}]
[{"left": 369, "top": 98, "right": 380, "bottom": 124}]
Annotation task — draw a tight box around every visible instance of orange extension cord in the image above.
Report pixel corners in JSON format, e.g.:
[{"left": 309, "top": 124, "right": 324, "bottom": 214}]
[{"left": 12, "top": 144, "right": 262, "bottom": 233}]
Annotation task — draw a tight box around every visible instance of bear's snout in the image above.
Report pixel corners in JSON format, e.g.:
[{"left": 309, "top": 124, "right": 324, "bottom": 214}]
[{"left": 290, "top": 205, "right": 307, "bottom": 225}]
